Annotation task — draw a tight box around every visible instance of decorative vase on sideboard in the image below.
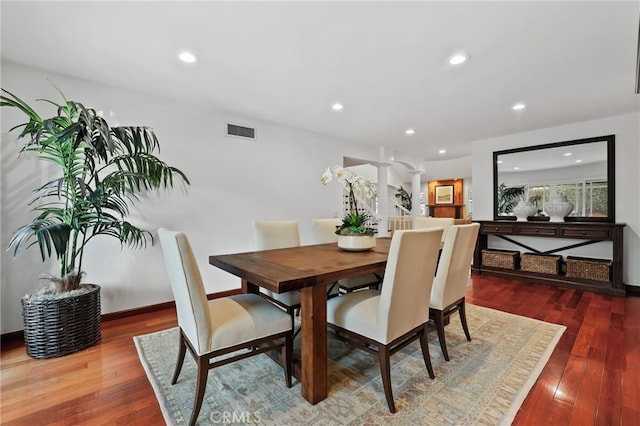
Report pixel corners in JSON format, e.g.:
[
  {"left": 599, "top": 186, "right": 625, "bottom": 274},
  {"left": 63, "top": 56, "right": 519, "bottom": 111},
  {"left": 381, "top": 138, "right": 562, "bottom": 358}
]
[
  {"left": 513, "top": 200, "right": 538, "bottom": 221},
  {"left": 544, "top": 195, "right": 574, "bottom": 222}
]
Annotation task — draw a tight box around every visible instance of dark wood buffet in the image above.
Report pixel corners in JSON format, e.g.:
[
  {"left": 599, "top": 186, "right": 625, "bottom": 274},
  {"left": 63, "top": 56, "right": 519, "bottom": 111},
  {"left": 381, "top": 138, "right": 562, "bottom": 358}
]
[{"left": 472, "top": 220, "right": 626, "bottom": 296}]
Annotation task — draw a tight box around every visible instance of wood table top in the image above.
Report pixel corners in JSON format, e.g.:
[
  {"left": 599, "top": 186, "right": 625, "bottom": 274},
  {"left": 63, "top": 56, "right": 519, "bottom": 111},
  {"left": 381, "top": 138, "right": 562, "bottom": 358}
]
[{"left": 209, "top": 238, "right": 391, "bottom": 293}]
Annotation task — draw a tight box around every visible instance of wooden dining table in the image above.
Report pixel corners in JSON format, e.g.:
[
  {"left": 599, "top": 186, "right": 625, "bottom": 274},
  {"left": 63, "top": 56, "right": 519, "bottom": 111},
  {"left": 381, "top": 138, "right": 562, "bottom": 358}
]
[{"left": 209, "top": 238, "right": 391, "bottom": 405}]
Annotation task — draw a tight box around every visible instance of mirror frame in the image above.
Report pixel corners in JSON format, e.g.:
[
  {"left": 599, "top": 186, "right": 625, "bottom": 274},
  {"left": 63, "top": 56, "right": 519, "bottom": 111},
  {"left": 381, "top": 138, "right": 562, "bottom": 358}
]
[{"left": 493, "top": 135, "right": 615, "bottom": 222}]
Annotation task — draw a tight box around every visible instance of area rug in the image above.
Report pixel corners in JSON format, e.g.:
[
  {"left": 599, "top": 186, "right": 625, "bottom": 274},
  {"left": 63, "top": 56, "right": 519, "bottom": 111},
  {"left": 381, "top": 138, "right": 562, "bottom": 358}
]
[{"left": 134, "top": 304, "right": 564, "bottom": 425}]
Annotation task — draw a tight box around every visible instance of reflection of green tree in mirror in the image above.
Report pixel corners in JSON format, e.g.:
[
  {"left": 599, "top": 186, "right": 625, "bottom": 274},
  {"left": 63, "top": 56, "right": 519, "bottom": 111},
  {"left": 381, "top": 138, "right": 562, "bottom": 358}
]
[{"left": 587, "top": 181, "right": 608, "bottom": 216}]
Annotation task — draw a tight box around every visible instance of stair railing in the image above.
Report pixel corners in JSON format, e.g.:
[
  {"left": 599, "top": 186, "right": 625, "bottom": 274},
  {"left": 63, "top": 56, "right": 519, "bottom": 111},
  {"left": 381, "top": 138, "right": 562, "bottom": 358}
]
[{"left": 343, "top": 191, "right": 413, "bottom": 233}]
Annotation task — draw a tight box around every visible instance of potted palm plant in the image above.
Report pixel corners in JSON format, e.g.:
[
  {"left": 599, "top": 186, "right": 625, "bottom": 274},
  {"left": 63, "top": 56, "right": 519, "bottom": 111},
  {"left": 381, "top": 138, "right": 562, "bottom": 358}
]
[{"left": 1, "top": 88, "right": 190, "bottom": 359}]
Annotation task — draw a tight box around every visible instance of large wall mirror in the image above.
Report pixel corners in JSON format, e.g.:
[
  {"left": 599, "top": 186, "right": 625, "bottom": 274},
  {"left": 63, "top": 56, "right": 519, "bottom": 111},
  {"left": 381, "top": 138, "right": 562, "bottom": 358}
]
[{"left": 493, "top": 135, "right": 615, "bottom": 222}]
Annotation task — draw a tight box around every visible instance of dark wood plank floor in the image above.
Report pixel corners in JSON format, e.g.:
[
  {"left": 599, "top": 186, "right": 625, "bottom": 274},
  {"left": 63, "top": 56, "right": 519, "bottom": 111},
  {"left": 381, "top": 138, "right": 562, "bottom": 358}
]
[{"left": 1, "top": 275, "right": 639, "bottom": 425}]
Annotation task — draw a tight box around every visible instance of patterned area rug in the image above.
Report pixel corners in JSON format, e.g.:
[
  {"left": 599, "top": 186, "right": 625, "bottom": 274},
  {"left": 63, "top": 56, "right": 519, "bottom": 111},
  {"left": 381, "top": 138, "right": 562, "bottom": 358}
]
[{"left": 134, "top": 304, "right": 564, "bottom": 425}]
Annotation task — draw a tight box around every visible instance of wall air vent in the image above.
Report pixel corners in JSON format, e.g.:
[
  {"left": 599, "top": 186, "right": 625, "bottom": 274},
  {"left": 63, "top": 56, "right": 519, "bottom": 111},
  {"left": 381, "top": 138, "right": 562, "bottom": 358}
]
[{"left": 226, "top": 123, "right": 256, "bottom": 140}]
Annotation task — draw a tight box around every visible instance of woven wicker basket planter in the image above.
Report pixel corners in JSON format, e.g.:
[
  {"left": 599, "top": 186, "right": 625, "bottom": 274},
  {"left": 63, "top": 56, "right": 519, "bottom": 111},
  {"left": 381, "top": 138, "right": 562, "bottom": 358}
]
[
  {"left": 481, "top": 249, "right": 520, "bottom": 270},
  {"left": 566, "top": 256, "right": 612, "bottom": 282},
  {"left": 21, "top": 284, "right": 101, "bottom": 359},
  {"left": 521, "top": 253, "right": 562, "bottom": 275}
]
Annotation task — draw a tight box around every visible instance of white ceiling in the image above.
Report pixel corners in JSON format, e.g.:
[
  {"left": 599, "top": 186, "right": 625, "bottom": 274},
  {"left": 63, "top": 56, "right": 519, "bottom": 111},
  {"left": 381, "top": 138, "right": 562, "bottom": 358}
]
[{"left": 1, "top": 1, "right": 639, "bottom": 163}]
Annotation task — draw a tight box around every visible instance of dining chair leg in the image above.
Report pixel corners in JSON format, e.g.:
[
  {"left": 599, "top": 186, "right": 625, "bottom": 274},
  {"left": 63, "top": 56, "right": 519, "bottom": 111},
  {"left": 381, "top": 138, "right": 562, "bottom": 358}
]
[
  {"left": 286, "top": 308, "right": 301, "bottom": 339},
  {"left": 433, "top": 309, "right": 450, "bottom": 362},
  {"left": 459, "top": 299, "right": 472, "bottom": 342},
  {"left": 284, "top": 332, "right": 293, "bottom": 388},
  {"left": 171, "top": 331, "right": 187, "bottom": 385},
  {"left": 189, "top": 356, "right": 209, "bottom": 426},
  {"left": 419, "top": 328, "right": 435, "bottom": 379},
  {"left": 378, "top": 344, "right": 396, "bottom": 413}
]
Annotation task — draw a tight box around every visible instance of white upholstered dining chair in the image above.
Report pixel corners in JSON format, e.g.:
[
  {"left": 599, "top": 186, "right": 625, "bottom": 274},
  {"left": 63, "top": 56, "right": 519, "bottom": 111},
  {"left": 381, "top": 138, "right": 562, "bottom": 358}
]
[
  {"left": 413, "top": 217, "right": 455, "bottom": 243},
  {"left": 157, "top": 228, "right": 293, "bottom": 426},
  {"left": 311, "top": 218, "right": 382, "bottom": 293},
  {"left": 326, "top": 228, "right": 443, "bottom": 413},
  {"left": 429, "top": 223, "right": 480, "bottom": 361},
  {"left": 311, "top": 218, "right": 342, "bottom": 244},
  {"left": 253, "top": 220, "right": 303, "bottom": 323}
]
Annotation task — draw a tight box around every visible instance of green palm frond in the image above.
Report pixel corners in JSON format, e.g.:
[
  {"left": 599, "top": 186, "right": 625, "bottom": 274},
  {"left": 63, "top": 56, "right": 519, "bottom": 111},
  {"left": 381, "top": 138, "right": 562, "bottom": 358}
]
[
  {"left": 8, "top": 219, "right": 71, "bottom": 262},
  {"left": 497, "top": 183, "right": 525, "bottom": 215},
  {"left": 2, "top": 87, "right": 190, "bottom": 286}
]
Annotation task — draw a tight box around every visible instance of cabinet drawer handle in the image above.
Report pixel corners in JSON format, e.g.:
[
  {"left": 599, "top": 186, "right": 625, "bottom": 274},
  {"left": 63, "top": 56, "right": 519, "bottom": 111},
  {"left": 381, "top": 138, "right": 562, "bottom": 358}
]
[
  {"left": 495, "top": 227, "right": 499, "bottom": 231},
  {"left": 582, "top": 230, "right": 587, "bottom": 235},
  {"left": 534, "top": 228, "right": 539, "bottom": 233}
]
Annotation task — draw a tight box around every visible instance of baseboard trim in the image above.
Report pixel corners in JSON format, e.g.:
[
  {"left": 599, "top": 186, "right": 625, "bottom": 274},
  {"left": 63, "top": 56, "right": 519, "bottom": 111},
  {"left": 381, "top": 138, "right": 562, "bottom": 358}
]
[
  {"left": 626, "top": 285, "right": 640, "bottom": 297},
  {"left": 1, "top": 288, "right": 243, "bottom": 346},
  {"left": 100, "top": 300, "right": 177, "bottom": 322},
  {"left": 1, "top": 330, "right": 24, "bottom": 346}
]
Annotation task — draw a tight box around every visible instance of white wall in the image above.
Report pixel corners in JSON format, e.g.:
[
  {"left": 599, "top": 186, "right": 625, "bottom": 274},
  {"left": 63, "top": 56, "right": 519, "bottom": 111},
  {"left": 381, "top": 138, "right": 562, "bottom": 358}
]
[
  {"left": 472, "top": 113, "right": 640, "bottom": 287},
  {"left": 0, "top": 62, "right": 379, "bottom": 333}
]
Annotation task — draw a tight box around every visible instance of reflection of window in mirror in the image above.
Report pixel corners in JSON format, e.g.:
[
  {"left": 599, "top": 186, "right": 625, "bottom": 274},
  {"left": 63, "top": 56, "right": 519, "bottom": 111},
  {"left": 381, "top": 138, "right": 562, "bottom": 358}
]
[
  {"left": 586, "top": 181, "right": 608, "bottom": 217},
  {"left": 523, "top": 181, "right": 607, "bottom": 217}
]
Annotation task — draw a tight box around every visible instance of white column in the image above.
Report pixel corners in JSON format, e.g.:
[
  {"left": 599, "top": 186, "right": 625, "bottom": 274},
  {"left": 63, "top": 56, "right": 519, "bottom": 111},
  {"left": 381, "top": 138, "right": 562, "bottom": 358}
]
[
  {"left": 409, "top": 170, "right": 423, "bottom": 219},
  {"left": 376, "top": 163, "right": 390, "bottom": 237}
]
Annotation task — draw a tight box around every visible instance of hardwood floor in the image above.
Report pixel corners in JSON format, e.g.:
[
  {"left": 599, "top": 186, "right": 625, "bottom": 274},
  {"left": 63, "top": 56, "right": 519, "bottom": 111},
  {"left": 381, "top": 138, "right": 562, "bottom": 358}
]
[
  {"left": 466, "top": 276, "right": 640, "bottom": 425},
  {"left": 1, "top": 275, "right": 639, "bottom": 425}
]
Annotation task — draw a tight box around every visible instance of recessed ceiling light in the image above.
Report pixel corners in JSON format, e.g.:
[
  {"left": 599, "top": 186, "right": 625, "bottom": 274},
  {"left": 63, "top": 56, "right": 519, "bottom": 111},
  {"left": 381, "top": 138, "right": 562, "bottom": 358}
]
[
  {"left": 438, "top": 149, "right": 446, "bottom": 154},
  {"left": 512, "top": 103, "right": 526, "bottom": 111},
  {"left": 331, "top": 103, "right": 344, "bottom": 111},
  {"left": 405, "top": 128, "right": 415, "bottom": 135},
  {"left": 449, "top": 54, "right": 468, "bottom": 65},
  {"left": 513, "top": 166, "right": 520, "bottom": 170},
  {"left": 563, "top": 152, "right": 573, "bottom": 156},
  {"left": 575, "top": 159, "right": 582, "bottom": 163},
  {"left": 178, "top": 51, "right": 198, "bottom": 64},
  {"left": 497, "top": 160, "right": 503, "bottom": 164}
]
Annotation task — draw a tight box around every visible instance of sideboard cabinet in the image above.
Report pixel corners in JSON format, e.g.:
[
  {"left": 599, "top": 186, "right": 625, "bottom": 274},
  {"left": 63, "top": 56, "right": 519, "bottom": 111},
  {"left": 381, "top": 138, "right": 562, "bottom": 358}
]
[{"left": 472, "top": 220, "right": 626, "bottom": 296}]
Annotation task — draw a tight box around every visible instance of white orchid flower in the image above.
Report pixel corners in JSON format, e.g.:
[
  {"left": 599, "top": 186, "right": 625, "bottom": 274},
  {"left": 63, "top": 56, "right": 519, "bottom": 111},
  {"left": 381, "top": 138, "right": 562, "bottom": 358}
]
[
  {"left": 320, "top": 167, "right": 333, "bottom": 185},
  {"left": 321, "top": 165, "right": 377, "bottom": 236}
]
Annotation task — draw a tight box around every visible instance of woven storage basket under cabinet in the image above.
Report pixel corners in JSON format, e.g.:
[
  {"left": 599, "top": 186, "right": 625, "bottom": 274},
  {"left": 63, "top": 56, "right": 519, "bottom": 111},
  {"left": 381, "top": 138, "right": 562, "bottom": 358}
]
[
  {"left": 521, "top": 253, "right": 562, "bottom": 275},
  {"left": 481, "top": 249, "right": 520, "bottom": 270},
  {"left": 566, "top": 256, "right": 612, "bottom": 282}
]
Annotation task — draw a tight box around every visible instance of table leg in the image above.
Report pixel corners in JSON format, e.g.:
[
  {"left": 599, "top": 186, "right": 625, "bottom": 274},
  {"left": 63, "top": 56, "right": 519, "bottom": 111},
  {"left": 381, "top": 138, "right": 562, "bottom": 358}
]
[
  {"left": 300, "top": 284, "right": 328, "bottom": 404},
  {"left": 242, "top": 279, "right": 259, "bottom": 294}
]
